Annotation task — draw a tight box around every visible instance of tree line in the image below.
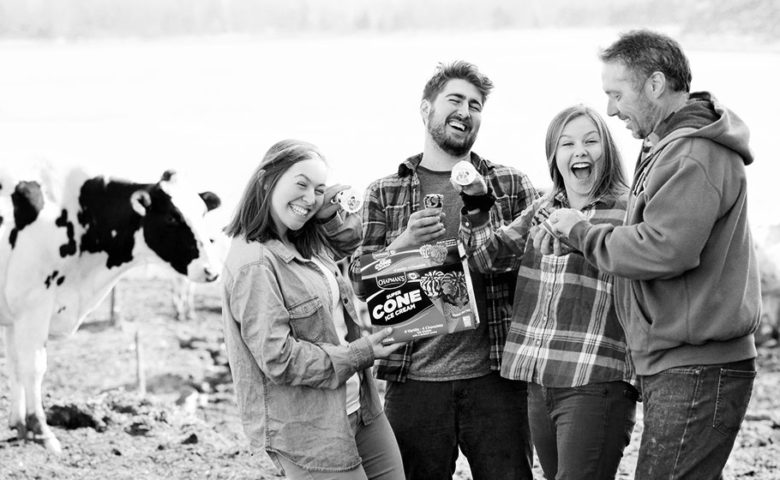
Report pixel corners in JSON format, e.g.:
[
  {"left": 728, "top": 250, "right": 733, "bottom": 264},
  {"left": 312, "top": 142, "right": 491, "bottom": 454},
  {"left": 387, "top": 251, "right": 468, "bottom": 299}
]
[{"left": 0, "top": 0, "right": 777, "bottom": 41}]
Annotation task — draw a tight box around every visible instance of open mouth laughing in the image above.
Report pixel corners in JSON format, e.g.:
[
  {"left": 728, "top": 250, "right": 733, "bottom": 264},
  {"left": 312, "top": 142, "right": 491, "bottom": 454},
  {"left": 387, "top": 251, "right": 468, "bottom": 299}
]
[
  {"left": 447, "top": 116, "right": 471, "bottom": 134},
  {"left": 571, "top": 162, "right": 593, "bottom": 180}
]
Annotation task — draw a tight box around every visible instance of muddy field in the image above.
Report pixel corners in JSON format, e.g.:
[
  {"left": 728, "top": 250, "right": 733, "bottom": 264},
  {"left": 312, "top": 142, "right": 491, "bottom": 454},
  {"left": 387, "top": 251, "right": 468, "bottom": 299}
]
[{"left": 1, "top": 276, "right": 778, "bottom": 479}]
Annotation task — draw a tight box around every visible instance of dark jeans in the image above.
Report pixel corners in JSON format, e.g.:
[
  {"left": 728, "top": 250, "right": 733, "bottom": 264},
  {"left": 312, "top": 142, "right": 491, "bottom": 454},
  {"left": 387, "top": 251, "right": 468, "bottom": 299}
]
[
  {"left": 636, "top": 358, "right": 756, "bottom": 480},
  {"left": 384, "top": 372, "right": 533, "bottom": 480},
  {"left": 527, "top": 381, "right": 637, "bottom": 480}
]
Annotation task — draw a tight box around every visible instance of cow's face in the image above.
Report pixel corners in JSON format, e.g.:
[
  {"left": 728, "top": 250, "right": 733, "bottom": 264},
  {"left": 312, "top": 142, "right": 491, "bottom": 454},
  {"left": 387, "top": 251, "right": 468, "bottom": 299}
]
[{"left": 131, "top": 172, "right": 221, "bottom": 282}]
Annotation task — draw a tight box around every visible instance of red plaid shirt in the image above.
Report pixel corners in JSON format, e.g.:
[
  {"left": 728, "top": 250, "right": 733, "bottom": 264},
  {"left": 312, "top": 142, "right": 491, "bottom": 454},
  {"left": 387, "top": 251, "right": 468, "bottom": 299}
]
[
  {"left": 461, "top": 191, "right": 634, "bottom": 387},
  {"left": 352, "top": 152, "right": 537, "bottom": 382}
]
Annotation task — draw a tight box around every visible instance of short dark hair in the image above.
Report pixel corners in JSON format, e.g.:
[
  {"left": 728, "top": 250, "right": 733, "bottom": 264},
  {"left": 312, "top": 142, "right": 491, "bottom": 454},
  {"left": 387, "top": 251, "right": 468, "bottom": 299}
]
[
  {"left": 422, "top": 60, "right": 494, "bottom": 103},
  {"left": 600, "top": 29, "right": 691, "bottom": 93},
  {"left": 224, "top": 139, "right": 327, "bottom": 258}
]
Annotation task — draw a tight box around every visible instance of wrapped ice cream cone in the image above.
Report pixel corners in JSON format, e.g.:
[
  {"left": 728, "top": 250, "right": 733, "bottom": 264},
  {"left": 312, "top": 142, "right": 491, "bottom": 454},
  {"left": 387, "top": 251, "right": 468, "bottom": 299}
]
[
  {"left": 451, "top": 161, "right": 478, "bottom": 186},
  {"left": 419, "top": 271, "right": 446, "bottom": 315},
  {"left": 442, "top": 302, "right": 461, "bottom": 333},
  {"left": 430, "top": 297, "right": 445, "bottom": 317}
]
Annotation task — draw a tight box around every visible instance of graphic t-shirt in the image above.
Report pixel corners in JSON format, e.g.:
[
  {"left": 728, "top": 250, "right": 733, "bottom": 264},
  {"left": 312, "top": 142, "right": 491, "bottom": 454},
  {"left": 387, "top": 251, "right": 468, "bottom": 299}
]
[{"left": 407, "top": 166, "right": 491, "bottom": 381}]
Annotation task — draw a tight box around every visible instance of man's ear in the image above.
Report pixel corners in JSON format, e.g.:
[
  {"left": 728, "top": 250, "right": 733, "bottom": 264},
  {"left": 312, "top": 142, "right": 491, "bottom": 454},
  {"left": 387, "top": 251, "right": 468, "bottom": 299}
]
[
  {"left": 646, "top": 71, "right": 666, "bottom": 99},
  {"left": 420, "top": 99, "right": 431, "bottom": 124}
]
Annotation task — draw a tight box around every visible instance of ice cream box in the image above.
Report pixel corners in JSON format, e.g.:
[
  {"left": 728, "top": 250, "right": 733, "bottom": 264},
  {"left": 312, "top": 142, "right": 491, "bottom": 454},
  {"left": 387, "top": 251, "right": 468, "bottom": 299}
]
[{"left": 357, "top": 238, "right": 480, "bottom": 344}]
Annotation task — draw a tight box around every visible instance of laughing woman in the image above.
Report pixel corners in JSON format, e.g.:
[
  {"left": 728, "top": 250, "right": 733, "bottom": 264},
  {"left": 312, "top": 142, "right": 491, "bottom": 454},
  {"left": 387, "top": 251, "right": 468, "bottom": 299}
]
[
  {"left": 457, "top": 105, "right": 637, "bottom": 480},
  {"left": 221, "top": 139, "right": 405, "bottom": 480}
]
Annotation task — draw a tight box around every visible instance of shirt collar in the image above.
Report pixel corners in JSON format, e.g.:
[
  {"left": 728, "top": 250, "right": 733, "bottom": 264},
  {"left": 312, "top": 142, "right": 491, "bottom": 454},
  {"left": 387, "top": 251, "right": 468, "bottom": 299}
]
[
  {"left": 397, "top": 151, "right": 490, "bottom": 177},
  {"left": 264, "top": 238, "right": 301, "bottom": 263},
  {"left": 553, "top": 189, "right": 616, "bottom": 210}
]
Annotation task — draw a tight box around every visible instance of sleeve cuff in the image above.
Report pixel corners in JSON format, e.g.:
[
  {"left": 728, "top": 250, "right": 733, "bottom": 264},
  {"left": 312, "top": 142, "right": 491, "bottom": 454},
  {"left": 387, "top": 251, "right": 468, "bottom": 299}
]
[
  {"left": 567, "top": 220, "right": 591, "bottom": 250},
  {"left": 460, "top": 189, "right": 495, "bottom": 212},
  {"left": 348, "top": 335, "right": 375, "bottom": 371},
  {"left": 316, "top": 210, "right": 342, "bottom": 227}
]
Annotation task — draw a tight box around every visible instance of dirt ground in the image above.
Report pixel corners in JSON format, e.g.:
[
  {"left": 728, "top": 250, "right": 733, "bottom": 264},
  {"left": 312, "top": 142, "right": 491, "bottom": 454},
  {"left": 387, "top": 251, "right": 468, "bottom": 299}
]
[{"left": 1, "top": 276, "right": 779, "bottom": 480}]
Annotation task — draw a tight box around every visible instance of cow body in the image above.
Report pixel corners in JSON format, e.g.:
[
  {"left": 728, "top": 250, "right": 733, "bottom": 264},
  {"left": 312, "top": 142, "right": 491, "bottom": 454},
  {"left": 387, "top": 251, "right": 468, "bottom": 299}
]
[{"left": 0, "top": 164, "right": 220, "bottom": 453}]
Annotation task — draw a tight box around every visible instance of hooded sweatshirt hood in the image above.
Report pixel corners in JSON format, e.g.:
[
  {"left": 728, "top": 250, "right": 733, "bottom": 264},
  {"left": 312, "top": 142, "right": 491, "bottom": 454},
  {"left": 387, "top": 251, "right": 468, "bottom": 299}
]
[{"left": 654, "top": 92, "right": 754, "bottom": 165}]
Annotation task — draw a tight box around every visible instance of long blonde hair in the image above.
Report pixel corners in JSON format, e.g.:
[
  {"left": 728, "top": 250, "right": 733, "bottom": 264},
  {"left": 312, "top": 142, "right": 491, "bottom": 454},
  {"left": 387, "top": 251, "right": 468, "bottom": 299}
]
[{"left": 545, "top": 105, "right": 627, "bottom": 201}]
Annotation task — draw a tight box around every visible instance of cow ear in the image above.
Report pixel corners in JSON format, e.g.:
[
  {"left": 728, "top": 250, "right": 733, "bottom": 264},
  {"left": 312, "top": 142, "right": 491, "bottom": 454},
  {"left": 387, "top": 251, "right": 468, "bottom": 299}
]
[
  {"left": 161, "top": 170, "right": 177, "bottom": 183},
  {"left": 130, "top": 190, "right": 152, "bottom": 216},
  {"left": 199, "top": 191, "right": 221, "bottom": 212}
]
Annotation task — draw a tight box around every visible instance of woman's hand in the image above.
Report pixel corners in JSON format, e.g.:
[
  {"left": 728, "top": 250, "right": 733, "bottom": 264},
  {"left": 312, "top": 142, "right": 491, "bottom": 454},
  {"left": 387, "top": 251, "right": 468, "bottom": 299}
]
[
  {"left": 531, "top": 225, "right": 566, "bottom": 256},
  {"left": 530, "top": 207, "right": 584, "bottom": 256},
  {"left": 366, "top": 328, "right": 406, "bottom": 359}
]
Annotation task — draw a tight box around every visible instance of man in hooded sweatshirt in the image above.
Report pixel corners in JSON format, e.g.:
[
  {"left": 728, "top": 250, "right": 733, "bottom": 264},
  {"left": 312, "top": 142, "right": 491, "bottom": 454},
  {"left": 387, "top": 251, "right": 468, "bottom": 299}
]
[{"left": 542, "top": 30, "right": 760, "bottom": 479}]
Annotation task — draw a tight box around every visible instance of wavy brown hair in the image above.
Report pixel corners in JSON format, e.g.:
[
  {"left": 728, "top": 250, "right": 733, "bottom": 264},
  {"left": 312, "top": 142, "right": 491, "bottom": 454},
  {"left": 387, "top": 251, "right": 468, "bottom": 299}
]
[
  {"left": 224, "top": 139, "right": 327, "bottom": 258},
  {"left": 422, "top": 60, "right": 494, "bottom": 104}
]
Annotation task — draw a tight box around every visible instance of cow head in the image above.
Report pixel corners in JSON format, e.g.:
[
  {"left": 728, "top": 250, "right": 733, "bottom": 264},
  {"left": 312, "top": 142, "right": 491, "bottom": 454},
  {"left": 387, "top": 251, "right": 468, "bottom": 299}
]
[{"left": 130, "top": 171, "right": 221, "bottom": 282}]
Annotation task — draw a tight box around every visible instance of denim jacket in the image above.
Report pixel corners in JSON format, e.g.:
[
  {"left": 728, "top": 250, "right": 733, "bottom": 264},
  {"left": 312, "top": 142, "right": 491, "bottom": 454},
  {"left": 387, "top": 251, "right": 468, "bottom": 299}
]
[{"left": 221, "top": 213, "right": 383, "bottom": 472}]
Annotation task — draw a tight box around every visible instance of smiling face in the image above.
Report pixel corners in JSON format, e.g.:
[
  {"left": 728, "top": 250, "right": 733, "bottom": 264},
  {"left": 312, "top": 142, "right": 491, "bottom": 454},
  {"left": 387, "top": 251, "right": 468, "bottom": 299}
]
[
  {"left": 555, "top": 115, "right": 605, "bottom": 208},
  {"left": 602, "top": 61, "right": 658, "bottom": 139},
  {"left": 269, "top": 157, "right": 327, "bottom": 237},
  {"left": 424, "top": 79, "right": 483, "bottom": 157}
]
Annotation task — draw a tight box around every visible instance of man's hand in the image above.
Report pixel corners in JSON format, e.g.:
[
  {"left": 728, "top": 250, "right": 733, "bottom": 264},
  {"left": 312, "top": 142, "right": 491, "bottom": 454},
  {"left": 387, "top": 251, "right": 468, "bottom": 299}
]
[
  {"left": 387, "top": 207, "right": 446, "bottom": 250},
  {"left": 366, "top": 328, "right": 406, "bottom": 359},
  {"left": 451, "top": 173, "right": 488, "bottom": 196},
  {"left": 316, "top": 184, "right": 350, "bottom": 220},
  {"left": 548, "top": 208, "right": 586, "bottom": 237}
]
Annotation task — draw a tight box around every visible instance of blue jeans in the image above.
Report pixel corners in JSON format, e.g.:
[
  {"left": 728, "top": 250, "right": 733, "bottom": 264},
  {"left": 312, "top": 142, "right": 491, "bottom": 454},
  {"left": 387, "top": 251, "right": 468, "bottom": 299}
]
[
  {"left": 527, "top": 381, "right": 637, "bottom": 480},
  {"left": 384, "top": 372, "right": 533, "bottom": 480},
  {"left": 636, "top": 358, "right": 756, "bottom": 480}
]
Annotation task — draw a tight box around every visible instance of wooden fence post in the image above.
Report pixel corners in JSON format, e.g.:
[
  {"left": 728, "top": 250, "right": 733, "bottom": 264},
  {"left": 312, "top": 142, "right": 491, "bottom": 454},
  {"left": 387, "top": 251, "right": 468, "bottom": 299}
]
[
  {"left": 136, "top": 328, "right": 146, "bottom": 396},
  {"left": 109, "top": 287, "right": 121, "bottom": 327}
]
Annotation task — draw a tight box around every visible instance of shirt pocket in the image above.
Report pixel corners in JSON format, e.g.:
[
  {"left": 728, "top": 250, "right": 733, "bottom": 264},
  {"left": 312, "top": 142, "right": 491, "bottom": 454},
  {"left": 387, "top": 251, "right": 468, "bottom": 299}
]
[{"left": 288, "top": 296, "right": 327, "bottom": 343}]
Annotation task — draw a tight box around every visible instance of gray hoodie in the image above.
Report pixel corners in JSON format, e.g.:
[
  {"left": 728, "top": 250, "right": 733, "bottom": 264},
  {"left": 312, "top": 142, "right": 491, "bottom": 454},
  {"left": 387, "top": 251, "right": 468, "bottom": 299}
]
[{"left": 569, "top": 92, "right": 760, "bottom": 375}]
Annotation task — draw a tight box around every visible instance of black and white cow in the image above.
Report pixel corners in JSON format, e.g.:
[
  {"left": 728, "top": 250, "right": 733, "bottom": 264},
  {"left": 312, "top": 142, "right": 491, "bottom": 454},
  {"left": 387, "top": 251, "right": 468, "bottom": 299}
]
[{"left": 0, "top": 165, "right": 221, "bottom": 453}]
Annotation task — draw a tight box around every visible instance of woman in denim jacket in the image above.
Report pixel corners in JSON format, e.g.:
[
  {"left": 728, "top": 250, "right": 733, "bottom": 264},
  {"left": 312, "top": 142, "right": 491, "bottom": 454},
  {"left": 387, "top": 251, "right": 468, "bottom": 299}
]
[{"left": 222, "top": 139, "right": 405, "bottom": 480}]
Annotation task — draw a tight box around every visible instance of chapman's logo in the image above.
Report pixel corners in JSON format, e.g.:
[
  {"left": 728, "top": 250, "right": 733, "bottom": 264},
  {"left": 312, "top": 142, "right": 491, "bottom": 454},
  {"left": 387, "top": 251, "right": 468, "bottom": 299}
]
[{"left": 376, "top": 273, "right": 407, "bottom": 290}]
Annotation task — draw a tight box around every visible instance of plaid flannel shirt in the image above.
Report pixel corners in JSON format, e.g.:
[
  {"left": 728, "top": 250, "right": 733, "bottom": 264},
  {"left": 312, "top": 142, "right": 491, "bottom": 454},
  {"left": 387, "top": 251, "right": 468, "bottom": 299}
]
[
  {"left": 461, "top": 191, "right": 634, "bottom": 387},
  {"left": 352, "top": 152, "right": 537, "bottom": 383}
]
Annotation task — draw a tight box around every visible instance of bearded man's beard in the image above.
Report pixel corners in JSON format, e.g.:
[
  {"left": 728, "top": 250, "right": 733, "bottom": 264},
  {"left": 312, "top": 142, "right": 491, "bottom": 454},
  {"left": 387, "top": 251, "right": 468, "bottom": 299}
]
[{"left": 427, "top": 111, "right": 477, "bottom": 157}]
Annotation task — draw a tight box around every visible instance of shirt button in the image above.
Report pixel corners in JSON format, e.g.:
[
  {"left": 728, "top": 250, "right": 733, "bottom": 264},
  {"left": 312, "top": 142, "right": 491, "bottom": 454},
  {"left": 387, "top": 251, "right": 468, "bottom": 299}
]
[{"left": 535, "top": 339, "right": 542, "bottom": 346}]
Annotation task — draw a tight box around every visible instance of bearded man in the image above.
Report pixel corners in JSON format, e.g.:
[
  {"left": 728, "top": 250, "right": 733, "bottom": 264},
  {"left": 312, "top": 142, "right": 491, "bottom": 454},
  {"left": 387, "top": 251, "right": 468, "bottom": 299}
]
[{"left": 351, "top": 61, "right": 538, "bottom": 480}]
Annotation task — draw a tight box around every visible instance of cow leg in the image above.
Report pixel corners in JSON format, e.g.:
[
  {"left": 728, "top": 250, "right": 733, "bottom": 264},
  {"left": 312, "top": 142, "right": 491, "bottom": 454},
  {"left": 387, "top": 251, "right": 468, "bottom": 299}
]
[
  {"left": 172, "top": 277, "right": 197, "bottom": 321},
  {"left": 7, "top": 318, "right": 62, "bottom": 454},
  {"left": 4, "top": 325, "right": 27, "bottom": 437}
]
